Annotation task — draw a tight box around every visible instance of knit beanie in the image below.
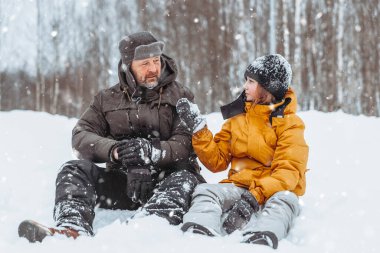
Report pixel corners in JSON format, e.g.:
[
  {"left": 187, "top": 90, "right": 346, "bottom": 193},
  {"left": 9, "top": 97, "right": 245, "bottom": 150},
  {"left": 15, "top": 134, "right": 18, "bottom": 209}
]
[
  {"left": 244, "top": 54, "right": 292, "bottom": 101},
  {"left": 118, "top": 31, "right": 165, "bottom": 68}
]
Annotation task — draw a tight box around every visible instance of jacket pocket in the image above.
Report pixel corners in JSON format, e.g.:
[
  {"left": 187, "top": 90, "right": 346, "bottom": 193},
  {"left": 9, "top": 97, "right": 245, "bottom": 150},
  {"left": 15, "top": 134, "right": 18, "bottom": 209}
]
[{"left": 105, "top": 108, "right": 133, "bottom": 139}]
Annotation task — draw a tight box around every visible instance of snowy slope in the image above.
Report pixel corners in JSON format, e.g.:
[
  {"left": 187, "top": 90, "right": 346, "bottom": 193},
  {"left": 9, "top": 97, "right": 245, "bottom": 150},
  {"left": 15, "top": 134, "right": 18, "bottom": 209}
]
[{"left": 0, "top": 110, "right": 379, "bottom": 253}]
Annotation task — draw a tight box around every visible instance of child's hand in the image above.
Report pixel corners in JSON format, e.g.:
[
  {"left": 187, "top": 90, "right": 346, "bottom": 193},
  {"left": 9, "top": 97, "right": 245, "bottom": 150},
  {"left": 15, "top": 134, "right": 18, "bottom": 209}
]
[
  {"left": 222, "top": 191, "right": 259, "bottom": 234},
  {"left": 176, "top": 98, "right": 206, "bottom": 133}
]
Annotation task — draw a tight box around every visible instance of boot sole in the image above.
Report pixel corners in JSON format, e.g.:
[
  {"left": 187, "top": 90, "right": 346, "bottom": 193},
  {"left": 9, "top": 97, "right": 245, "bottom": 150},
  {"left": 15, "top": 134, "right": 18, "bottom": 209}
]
[
  {"left": 181, "top": 222, "right": 216, "bottom": 237},
  {"left": 243, "top": 231, "right": 279, "bottom": 249},
  {"left": 18, "top": 220, "right": 52, "bottom": 243}
]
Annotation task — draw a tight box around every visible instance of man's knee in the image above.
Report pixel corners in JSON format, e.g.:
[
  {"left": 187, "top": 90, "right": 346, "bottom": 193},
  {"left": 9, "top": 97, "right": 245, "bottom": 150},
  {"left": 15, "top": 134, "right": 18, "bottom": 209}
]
[
  {"left": 59, "top": 159, "right": 95, "bottom": 172},
  {"left": 57, "top": 160, "right": 97, "bottom": 180},
  {"left": 160, "top": 170, "right": 201, "bottom": 191},
  {"left": 56, "top": 160, "right": 99, "bottom": 200}
]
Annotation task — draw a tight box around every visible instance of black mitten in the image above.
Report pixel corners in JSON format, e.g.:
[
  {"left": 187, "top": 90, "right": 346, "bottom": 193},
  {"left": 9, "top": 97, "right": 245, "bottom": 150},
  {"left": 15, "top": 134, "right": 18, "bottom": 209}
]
[
  {"left": 117, "top": 138, "right": 153, "bottom": 166},
  {"left": 176, "top": 98, "right": 206, "bottom": 133},
  {"left": 222, "top": 191, "right": 260, "bottom": 234},
  {"left": 126, "top": 167, "right": 154, "bottom": 204}
]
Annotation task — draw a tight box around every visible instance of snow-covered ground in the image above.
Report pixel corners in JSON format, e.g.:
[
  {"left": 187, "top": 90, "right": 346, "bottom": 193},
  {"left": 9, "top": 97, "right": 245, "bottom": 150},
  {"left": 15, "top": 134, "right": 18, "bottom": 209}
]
[{"left": 0, "top": 110, "right": 379, "bottom": 253}]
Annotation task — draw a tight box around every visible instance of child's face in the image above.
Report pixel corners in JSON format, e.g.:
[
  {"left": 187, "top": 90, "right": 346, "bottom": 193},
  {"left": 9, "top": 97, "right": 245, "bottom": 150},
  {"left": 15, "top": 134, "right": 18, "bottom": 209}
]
[{"left": 243, "top": 77, "right": 259, "bottom": 101}]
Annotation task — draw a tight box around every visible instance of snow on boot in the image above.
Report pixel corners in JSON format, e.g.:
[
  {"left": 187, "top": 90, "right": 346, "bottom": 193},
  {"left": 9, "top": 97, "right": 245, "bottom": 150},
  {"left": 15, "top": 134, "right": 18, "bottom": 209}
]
[
  {"left": 18, "top": 220, "right": 79, "bottom": 243},
  {"left": 242, "top": 231, "right": 278, "bottom": 249},
  {"left": 181, "top": 222, "right": 218, "bottom": 237}
]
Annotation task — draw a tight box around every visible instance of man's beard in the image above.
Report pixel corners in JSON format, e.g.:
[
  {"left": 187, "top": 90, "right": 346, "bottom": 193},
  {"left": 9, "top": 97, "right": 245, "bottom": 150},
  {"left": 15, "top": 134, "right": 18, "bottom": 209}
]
[{"left": 139, "top": 75, "right": 159, "bottom": 89}]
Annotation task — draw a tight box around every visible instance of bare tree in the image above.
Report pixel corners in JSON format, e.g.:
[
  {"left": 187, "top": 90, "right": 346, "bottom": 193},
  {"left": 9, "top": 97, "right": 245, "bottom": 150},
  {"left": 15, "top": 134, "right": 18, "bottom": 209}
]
[
  {"left": 269, "top": 0, "right": 277, "bottom": 53},
  {"left": 1, "top": 0, "right": 380, "bottom": 117},
  {"left": 357, "top": 1, "right": 378, "bottom": 116},
  {"left": 50, "top": 2, "right": 60, "bottom": 115},
  {"left": 35, "top": 0, "right": 46, "bottom": 112}
]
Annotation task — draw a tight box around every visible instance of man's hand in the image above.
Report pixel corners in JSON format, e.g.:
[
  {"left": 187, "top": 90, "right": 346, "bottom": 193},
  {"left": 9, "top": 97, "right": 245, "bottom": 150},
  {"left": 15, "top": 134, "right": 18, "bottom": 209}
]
[
  {"left": 176, "top": 98, "right": 206, "bottom": 133},
  {"left": 126, "top": 167, "right": 153, "bottom": 204},
  {"left": 116, "top": 138, "right": 153, "bottom": 166},
  {"left": 222, "top": 191, "right": 260, "bottom": 234}
]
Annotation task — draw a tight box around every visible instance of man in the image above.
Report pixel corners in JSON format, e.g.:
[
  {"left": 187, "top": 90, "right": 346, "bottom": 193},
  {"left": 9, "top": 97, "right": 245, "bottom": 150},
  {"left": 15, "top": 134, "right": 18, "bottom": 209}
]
[{"left": 18, "top": 31, "right": 205, "bottom": 243}]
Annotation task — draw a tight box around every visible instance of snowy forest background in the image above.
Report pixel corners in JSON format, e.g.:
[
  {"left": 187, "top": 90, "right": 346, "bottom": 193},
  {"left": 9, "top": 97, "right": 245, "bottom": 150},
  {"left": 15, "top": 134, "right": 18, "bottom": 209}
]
[{"left": 0, "top": 0, "right": 379, "bottom": 117}]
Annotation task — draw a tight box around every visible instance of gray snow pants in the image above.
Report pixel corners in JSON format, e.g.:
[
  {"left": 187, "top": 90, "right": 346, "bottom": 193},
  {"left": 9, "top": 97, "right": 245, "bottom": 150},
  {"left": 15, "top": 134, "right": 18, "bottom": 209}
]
[{"left": 182, "top": 183, "right": 300, "bottom": 240}]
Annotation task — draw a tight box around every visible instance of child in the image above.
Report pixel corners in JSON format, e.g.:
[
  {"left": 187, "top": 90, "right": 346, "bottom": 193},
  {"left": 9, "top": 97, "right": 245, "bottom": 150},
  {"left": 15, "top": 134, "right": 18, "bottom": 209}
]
[{"left": 176, "top": 54, "right": 309, "bottom": 249}]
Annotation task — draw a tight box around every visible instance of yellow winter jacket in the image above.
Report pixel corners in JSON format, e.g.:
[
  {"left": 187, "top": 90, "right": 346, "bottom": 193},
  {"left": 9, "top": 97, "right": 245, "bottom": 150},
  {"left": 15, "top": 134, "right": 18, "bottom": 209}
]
[{"left": 192, "top": 88, "right": 309, "bottom": 204}]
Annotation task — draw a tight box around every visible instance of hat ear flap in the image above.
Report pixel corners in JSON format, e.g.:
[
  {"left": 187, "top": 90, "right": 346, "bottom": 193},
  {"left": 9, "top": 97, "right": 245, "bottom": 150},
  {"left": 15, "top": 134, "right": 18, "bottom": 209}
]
[
  {"left": 121, "top": 62, "right": 129, "bottom": 72},
  {"left": 267, "top": 79, "right": 287, "bottom": 101}
]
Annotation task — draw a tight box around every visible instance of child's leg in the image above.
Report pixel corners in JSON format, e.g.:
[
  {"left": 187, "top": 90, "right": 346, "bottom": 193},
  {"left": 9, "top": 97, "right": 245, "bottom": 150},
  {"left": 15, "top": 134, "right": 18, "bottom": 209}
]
[
  {"left": 182, "top": 183, "right": 244, "bottom": 235},
  {"left": 243, "top": 191, "right": 300, "bottom": 240}
]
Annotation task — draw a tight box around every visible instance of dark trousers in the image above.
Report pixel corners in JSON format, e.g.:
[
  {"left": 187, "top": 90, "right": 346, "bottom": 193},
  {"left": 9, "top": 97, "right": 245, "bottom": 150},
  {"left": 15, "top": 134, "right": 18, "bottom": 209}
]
[{"left": 54, "top": 160, "right": 204, "bottom": 234}]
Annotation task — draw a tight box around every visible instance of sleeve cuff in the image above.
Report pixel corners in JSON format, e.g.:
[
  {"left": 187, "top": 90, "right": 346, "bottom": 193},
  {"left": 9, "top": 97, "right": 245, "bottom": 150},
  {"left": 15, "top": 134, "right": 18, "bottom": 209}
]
[
  {"left": 249, "top": 181, "right": 265, "bottom": 205},
  {"left": 192, "top": 124, "right": 209, "bottom": 139},
  {"left": 193, "top": 117, "right": 207, "bottom": 133},
  {"left": 109, "top": 142, "right": 119, "bottom": 163},
  {"left": 151, "top": 138, "right": 162, "bottom": 164}
]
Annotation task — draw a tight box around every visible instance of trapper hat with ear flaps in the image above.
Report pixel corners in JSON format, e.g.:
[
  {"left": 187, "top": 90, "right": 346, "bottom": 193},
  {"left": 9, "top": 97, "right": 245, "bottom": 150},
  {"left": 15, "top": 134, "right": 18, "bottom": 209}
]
[
  {"left": 244, "top": 54, "right": 292, "bottom": 101},
  {"left": 118, "top": 31, "right": 165, "bottom": 68}
]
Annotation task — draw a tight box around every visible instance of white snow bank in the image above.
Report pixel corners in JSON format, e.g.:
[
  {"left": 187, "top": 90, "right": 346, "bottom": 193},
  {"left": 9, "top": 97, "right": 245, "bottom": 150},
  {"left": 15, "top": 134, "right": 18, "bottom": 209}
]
[{"left": 0, "top": 110, "right": 379, "bottom": 253}]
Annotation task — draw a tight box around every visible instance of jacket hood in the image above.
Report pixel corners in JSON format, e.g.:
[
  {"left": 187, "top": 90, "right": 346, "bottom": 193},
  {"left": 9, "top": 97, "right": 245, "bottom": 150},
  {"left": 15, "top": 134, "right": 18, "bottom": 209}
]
[
  {"left": 117, "top": 54, "right": 178, "bottom": 98},
  {"left": 245, "top": 87, "right": 298, "bottom": 116},
  {"left": 221, "top": 87, "right": 298, "bottom": 120}
]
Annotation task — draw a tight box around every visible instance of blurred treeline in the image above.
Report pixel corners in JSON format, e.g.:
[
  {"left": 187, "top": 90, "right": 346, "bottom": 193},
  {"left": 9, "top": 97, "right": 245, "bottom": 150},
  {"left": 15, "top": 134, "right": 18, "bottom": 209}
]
[{"left": 0, "top": 0, "right": 379, "bottom": 117}]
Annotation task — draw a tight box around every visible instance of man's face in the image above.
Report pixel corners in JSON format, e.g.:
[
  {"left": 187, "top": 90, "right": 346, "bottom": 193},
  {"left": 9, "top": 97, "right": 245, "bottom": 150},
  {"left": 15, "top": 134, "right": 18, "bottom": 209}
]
[{"left": 130, "top": 56, "right": 161, "bottom": 88}]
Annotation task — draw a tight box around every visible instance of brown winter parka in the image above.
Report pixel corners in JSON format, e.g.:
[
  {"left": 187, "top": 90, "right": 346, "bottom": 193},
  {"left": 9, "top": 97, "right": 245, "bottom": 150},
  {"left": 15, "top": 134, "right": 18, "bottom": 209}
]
[
  {"left": 192, "top": 88, "right": 309, "bottom": 204},
  {"left": 72, "top": 54, "right": 199, "bottom": 174}
]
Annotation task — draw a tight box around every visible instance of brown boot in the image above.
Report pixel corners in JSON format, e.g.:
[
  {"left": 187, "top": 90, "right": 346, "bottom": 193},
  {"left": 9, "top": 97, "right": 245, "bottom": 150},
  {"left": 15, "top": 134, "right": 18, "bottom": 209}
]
[{"left": 18, "top": 220, "right": 80, "bottom": 243}]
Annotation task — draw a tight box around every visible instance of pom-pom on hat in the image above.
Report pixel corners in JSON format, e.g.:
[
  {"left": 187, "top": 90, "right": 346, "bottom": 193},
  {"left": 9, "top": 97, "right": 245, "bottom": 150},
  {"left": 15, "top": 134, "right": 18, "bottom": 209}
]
[
  {"left": 244, "top": 54, "right": 292, "bottom": 101},
  {"left": 118, "top": 31, "right": 165, "bottom": 68}
]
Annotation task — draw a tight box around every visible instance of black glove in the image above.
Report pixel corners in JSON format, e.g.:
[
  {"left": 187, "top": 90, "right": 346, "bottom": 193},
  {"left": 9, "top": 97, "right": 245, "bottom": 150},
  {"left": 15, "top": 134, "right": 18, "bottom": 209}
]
[
  {"left": 222, "top": 191, "right": 260, "bottom": 234},
  {"left": 126, "top": 166, "right": 154, "bottom": 204},
  {"left": 176, "top": 98, "right": 206, "bottom": 133},
  {"left": 116, "top": 138, "right": 153, "bottom": 166}
]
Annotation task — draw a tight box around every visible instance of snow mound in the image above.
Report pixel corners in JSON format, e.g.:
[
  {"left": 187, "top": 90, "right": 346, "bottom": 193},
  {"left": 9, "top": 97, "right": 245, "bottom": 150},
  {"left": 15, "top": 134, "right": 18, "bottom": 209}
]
[{"left": 1, "top": 110, "right": 379, "bottom": 252}]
